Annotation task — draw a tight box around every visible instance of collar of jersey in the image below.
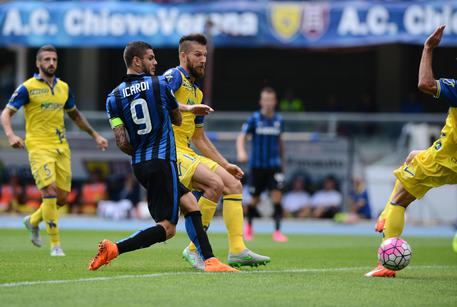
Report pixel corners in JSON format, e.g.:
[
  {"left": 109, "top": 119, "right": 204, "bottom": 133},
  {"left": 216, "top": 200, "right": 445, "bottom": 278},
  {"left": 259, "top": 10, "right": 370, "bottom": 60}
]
[
  {"left": 33, "top": 73, "right": 59, "bottom": 86},
  {"left": 176, "top": 66, "right": 202, "bottom": 88},
  {"left": 122, "top": 73, "right": 152, "bottom": 82}
]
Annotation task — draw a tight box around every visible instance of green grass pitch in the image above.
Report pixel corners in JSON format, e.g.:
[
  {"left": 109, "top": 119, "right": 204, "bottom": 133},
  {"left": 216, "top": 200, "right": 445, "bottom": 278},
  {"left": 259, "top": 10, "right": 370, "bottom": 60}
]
[{"left": 1, "top": 229, "right": 456, "bottom": 306}]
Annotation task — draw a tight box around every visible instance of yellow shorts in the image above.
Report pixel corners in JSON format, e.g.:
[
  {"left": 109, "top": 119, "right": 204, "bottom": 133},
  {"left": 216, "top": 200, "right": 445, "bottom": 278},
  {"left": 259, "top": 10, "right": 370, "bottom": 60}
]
[
  {"left": 394, "top": 147, "right": 457, "bottom": 199},
  {"left": 28, "top": 146, "right": 72, "bottom": 192},
  {"left": 177, "top": 150, "right": 219, "bottom": 190}
]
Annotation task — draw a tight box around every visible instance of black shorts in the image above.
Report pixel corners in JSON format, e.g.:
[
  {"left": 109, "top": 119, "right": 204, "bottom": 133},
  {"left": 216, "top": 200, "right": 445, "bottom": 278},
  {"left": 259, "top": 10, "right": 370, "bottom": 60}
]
[
  {"left": 249, "top": 168, "right": 284, "bottom": 197},
  {"left": 133, "top": 159, "right": 189, "bottom": 224}
]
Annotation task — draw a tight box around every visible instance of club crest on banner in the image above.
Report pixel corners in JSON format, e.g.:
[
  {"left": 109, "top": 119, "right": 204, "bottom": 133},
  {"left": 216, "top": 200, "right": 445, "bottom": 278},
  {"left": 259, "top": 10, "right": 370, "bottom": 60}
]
[
  {"left": 301, "top": 3, "right": 330, "bottom": 40},
  {"left": 269, "top": 3, "right": 302, "bottom": 41}
]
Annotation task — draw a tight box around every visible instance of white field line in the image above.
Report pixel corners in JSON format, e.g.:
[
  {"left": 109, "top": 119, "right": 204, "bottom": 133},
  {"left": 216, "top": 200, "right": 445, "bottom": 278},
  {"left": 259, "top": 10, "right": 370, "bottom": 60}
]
[{"left": 1, "top": 265, "right": 456, "bottom": 288}]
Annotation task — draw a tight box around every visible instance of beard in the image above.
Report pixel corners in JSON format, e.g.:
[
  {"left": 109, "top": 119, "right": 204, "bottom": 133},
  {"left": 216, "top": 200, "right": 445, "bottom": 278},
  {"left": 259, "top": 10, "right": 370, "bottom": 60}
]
[
  {"left": 186, "top": 60, "right": 205, "bottom": 79},
  {"left": 140, "top": 61, "right": 155, "bottom": 75},
  {"left": 40, "top": 65, "right": 55, "bottom": 78}
]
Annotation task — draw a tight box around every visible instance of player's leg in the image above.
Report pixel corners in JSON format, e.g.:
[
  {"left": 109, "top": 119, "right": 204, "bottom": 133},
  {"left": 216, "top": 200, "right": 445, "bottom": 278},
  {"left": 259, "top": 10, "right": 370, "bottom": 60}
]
[
  {"left": 375, "top": 180, "right": 400, "bottom": 232},
  {"left": 40, "top": 182, "right": 65, "bottom": 256},
  {"left": 179, "top": 189, "right": 238, "bottom": 272},
  {"left": 269, "top": 170, "right": 287, "bottom": 242},
  {"left": 366, "top": 149, "right": 434, "bottom": 277},
  {"left": 245, "top": 169, "right": 264, "bottom": 241},
  {"left": 245, "top": 195, "right": 260, "bottom": 241},
  {"left": 271, "top": 189, "right": 288, "bottom": 242},
  {"left": 376, "top": 150, "right": 423, "bottom": 233},
  {"left": 88, "top": 161, "right": 175, "bottom": 270},
  {"left": 183, "top": 161, "right": 222, "bottom": 263},
  {"left": 214, "top": 166, "right": 271, "bottom": 267}
]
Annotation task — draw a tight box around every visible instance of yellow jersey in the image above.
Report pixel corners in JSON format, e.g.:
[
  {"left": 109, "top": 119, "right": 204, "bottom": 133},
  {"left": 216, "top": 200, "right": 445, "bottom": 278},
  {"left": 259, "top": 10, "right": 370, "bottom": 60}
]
[
  {"left": 163, "top": 66, "right": 204, "bottom": 153},
  {"left": 6, "top": 74, "right": 76, "bottom": 148},
  {"left": 431, "top": 78, "right": 457, "bottom": 172}
]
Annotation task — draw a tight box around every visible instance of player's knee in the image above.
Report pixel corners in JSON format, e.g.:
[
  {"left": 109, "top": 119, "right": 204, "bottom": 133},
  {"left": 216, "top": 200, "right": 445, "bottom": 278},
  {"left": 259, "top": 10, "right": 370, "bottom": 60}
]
[
  {"left": 223, "top": 178, "right": 242, "bottom": 195},
  {"left": 166, "top": 227, "right": 176, "bottom": 239},
  {"left": 205, "top": 175, "right": 224, "bottom": 199},
  {"left": 41, "top": 183, "right": 57, "bottom": 197},
  {"left": 179, "top": 192, "right": 198, "bottom": 214},
  {"left": 159, "top": 221, "right": 176, "bottom": 240}
]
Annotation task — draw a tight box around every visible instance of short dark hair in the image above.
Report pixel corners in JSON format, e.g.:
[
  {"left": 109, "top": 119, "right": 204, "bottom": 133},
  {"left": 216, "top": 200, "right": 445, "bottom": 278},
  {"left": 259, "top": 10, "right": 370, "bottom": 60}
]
[
  {"left": 261, "top": 87, "right": 276, "bottom": 96},
  {"left": 123, "top": 41, "right": 153, "bottom": 68},
  {"left": 36, "top": 45, "right": 57, "bottom": 60},
  {"left": 179, "top": 33, "right": 207, "bottom": 53}
]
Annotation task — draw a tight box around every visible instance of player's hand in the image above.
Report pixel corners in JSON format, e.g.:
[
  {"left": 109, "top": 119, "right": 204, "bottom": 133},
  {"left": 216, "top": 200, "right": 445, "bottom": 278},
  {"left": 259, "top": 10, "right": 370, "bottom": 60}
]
[
  {"left": 237, "top": 150, "right": 248, "bottom": 163},
  {"left": 425, "top": 25, "right": 446, "bottom": 49},
  {"left": 225, "top": 163, "right": 244, "bottom": 180},
  {"left": 95, "top": 134, "right": 108, "bottom": 151},
  {"left": 187, "top": 104, "right": 214, "bottom": 116},
  {"left": 405, "top": 150, "right": 424, "bottom": 165},
  {"left": 7, "top": 134, "right": 25, "bottom": 149}
]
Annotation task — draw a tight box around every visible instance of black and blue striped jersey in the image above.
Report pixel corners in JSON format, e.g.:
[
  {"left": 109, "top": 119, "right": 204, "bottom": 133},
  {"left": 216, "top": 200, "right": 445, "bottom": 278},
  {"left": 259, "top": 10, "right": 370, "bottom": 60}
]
[
  {"left": 106, "top": 74, "right": 178, "bottom": 164},
  {"left": 241, "top": 111, "right": 283, "bottom": 169}
]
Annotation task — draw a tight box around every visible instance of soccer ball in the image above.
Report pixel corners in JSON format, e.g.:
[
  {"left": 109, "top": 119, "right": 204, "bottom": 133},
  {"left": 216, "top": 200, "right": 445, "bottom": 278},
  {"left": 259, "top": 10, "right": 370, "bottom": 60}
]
[{"left": 378, "top": 237, "right": 412, "bottom": 271}]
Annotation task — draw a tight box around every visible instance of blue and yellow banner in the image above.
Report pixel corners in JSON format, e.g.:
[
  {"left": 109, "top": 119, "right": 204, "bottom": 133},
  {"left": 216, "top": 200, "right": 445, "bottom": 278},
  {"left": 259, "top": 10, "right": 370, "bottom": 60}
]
[{"left": 1, "top": 1, "right": 457, "bottom": 47}]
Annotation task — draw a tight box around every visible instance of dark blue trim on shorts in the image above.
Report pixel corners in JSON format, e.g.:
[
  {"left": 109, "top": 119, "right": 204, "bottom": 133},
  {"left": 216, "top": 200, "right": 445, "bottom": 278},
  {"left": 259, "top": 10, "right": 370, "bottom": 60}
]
[{"left": 170, "top": 162, "right": 179, "bottom": 224}]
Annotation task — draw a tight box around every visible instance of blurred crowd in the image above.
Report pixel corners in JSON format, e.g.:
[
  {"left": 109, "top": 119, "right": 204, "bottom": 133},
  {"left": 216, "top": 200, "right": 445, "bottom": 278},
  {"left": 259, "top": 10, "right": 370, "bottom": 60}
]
[{"left": 0, "top": 168, "right": 372, "bottom": 222}]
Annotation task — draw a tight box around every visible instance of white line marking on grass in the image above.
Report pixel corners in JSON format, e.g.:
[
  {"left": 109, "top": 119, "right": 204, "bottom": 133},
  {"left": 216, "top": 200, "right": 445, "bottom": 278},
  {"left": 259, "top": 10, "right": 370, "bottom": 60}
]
[{"left": 1, "top": 265, "right": 456, "bottom": 288}]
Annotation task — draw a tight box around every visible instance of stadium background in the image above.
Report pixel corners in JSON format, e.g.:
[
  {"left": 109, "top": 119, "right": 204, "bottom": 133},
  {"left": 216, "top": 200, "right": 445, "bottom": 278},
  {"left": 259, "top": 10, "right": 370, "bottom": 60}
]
[{"left": 1, "top": 0, "right": 457, "bottom": 224}]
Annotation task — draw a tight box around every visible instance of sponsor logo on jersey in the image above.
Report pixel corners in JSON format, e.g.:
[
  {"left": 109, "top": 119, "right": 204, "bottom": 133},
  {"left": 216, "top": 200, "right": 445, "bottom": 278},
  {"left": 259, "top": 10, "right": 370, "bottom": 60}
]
[
  {"left": 41, "top": 102, "right": 62, "bottom": 110},
  {"left": 30, "top": 88, "right": 49, "bottom": 95}
]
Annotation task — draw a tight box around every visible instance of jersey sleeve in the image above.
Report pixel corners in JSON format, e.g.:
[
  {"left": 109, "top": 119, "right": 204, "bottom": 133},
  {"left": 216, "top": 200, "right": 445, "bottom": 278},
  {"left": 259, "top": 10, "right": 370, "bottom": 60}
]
[
  {"left": 106, "top": 94, "right": 124, "bottom": 129},
  {"left": 241, "top": 114, "right": 255, "bottom": 135},
  {"left": 163, "top": 68, "right": 183, "bottom": 92},
  {"left": 194, "top": 98, "right": 205, "bottom": 128},
  {"left": 64, "top": 87, "right": 76, "bottom": 111},
  {"left": 434, "top": 79, "right": 457, "bottom": 107},
  {"left": 279, "top": 115, "right": 285, "bottom": 134},
  {"left": 160, "top": 77, "right": 179, "bottom": 111},
  {"left": 6, "top": 85, "right": 29, "bottom": 111}
]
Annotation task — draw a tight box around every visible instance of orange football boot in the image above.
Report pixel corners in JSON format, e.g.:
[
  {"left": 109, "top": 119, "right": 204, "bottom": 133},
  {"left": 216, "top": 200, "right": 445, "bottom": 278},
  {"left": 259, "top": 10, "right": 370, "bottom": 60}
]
[
  {"left": 375, "top": 218, "right": 386, "bottom": 233},
  {"left": 88, "top": 240, "right": 119, "bottom": 271},
  {"left": 204, "top": 257, "right": 240, "bottom": 272},
  {"left": 365, "top": 262, "right": 396, "bottom": 278}
]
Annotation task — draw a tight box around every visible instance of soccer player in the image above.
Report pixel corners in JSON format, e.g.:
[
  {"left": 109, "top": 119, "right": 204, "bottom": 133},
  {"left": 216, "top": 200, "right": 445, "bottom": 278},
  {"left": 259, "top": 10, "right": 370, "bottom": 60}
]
[
  {"left": 164, "top": 34, "right": 270, "bottom": 269},
  {"left": 236, "top": 87, "right": 288, "bottom": 242},
  {"left": 365, "top": 24, "right": 457, "bottom": 277},
  {"left": 88, "top": 41, "right": 237, "bottom": 273},
  {"left": 0, "top": 45, "right": 108, "bottom": 256}
]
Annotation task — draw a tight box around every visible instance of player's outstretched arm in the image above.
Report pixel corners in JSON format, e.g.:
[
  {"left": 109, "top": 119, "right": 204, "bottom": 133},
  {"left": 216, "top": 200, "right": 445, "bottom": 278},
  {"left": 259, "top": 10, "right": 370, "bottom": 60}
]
[
  {"left": 0, "top": 108, "right": 24, "bottom": 149},
  {"left": 112, "top": 125, "right": 134, "bottom": 156},
  {"left": 180, "top": 104, "right": 214, "bottom": 116},
  {"left": 418, "top": 25, "right": 445, "bottom": 95},
  {"left": 67, "top": 108, "right": 108, "bottom": 151},
  {"left": 192, "top": 127, "right": 244, "bottom": 180}
]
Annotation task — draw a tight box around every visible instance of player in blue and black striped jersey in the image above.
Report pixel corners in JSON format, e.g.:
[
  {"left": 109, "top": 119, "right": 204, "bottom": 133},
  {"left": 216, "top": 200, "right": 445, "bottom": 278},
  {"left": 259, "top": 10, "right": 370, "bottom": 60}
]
[
  {"left": 237, "top": 87, "right": 288, "bottom": 242},
  {"left": 88, "top": 41, "right": 237, "bottom": 272}
]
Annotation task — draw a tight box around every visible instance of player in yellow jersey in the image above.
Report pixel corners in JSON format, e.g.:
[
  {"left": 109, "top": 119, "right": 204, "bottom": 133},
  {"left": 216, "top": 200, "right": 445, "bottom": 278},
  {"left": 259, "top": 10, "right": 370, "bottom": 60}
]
[
  {"left": 1, "top": 45, "right": 108, "bottom": 256},
  {"left": 163, "top": 34, "right": 270, "bottom": 269},
  {"left": 365, "top": 25, "right": 457, "bottom": 277}
]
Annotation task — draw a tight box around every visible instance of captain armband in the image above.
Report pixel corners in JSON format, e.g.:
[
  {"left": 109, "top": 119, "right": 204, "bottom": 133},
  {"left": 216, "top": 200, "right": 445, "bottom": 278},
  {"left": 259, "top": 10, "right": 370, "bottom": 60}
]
[{"left": 109, "top": 117, "right": 124, "bottom": 129}]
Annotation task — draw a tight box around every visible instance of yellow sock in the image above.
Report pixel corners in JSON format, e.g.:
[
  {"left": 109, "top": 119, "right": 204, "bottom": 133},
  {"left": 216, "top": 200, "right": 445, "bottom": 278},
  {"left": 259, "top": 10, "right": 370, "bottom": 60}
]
[
  {"left": 383, "top": 204, "right": 405, "bottom": 241},
  {"left": 42, "top": 197, "right": 60, "bottom": 248},
  {"left": 29, "top": 206, "right": 43, "bottom": 227},
  {"left": 379, "top": 181, "right": 400, "bottom": 220},
  {"left": 188, "top": 196, "right": 217, "bottom": 252},
  {"left": 29, "top": 202, "right": 66, "bottom": 227},
  {"left": 223, "top": 194, "right": 246, "bottom": 254}
]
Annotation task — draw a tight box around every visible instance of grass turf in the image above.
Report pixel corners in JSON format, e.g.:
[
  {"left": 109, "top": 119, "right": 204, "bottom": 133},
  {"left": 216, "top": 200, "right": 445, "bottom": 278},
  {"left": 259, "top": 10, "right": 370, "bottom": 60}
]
[{"left": 0, "top": 229, "right": 456, "bottom": 306}]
